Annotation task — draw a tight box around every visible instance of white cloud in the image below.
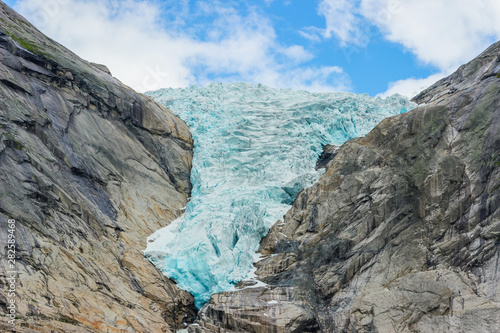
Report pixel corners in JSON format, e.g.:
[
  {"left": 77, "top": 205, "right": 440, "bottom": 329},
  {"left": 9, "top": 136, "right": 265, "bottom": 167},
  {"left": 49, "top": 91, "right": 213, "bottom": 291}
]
[
  {"left": 316, "top": 0, "right": 500, "bottom": 72},
  {"left": 14, "top": 0, "right": 351, "bottom": 93},
  {"left": 298, "top": 26, "right": 324, "bottom": 42},
  {"left": 318, "top": 0, "right": 368, "bottom": 46},
  {"left": 360, "top": 0, "right": 500, "bottom": 71},
  {"left": 281, "top": 45, "right": 314, "bottom": 63},
  {"left": 378, "top": 72, "right": 447, "bottom": 99}
]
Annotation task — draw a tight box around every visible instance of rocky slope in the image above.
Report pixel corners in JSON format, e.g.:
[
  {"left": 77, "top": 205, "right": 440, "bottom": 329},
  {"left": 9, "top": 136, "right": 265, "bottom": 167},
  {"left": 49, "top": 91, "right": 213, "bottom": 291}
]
[
  {"left": 0, "top": 2, "right": 196, "bottom": 332},
  {"left": 191, "top": 43, "right": 500, "bottom": 332}
]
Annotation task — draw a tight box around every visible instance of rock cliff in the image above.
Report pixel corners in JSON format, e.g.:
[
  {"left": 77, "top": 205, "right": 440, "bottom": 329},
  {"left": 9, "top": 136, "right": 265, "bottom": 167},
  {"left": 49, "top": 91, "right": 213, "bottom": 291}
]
[
  {"left": 0, "top": 2, "right": 196, "bottom": 332},
  {"left": 191, "top": 42, "right": 500, "bottom": 332}
]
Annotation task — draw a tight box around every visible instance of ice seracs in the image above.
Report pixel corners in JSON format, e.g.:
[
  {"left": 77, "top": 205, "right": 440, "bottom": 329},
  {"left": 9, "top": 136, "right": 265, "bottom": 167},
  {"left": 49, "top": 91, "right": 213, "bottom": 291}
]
[{"left": 144, "top": 83, "right": 415, "bottom": 308}]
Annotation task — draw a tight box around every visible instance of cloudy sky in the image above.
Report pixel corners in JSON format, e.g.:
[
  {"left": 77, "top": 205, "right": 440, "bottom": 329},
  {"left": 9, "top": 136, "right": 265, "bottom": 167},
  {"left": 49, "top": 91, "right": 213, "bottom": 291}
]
[{"left": 3, "top": 0, "right": 500, "bottom": 97}]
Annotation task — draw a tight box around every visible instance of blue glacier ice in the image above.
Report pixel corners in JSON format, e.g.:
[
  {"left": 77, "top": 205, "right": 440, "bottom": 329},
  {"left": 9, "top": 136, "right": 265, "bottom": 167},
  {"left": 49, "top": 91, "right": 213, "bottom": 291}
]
[{"left": 144, "top": 83, "right": 416, "bottom": 308}]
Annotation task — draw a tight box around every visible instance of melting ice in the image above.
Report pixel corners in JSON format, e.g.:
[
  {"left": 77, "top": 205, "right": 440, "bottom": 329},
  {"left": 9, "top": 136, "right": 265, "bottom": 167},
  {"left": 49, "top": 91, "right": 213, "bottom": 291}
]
[{"left": 144, "top": 83, "right": 415, "bottom": 308}]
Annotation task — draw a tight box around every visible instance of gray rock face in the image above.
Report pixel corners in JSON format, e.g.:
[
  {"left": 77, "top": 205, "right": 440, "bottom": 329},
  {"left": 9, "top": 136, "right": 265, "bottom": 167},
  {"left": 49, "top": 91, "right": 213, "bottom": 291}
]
[
  {"left": 0, "top": 2, "right": 196, "bottom": 332},
  {"left": 191, "top": 42, "right": 500, "bottom": 332}
]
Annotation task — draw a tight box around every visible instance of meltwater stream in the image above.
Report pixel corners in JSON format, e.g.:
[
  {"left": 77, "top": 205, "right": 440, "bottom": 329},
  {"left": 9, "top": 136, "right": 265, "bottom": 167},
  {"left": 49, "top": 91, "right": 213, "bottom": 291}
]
[{"left": 144, "top": 83, "right": 415, "bottom": 308}]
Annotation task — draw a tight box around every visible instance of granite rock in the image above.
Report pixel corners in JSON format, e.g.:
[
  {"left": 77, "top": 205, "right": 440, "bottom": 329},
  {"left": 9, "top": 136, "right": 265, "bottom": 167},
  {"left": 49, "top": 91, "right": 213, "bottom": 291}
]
[{"left": 0, "top": 2, "right": 195, "bottom": 332}]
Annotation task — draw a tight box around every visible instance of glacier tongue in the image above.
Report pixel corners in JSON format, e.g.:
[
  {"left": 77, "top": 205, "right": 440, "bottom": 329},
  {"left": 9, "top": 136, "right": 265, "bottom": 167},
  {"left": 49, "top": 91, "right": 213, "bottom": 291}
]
[{"left": 144, "top": 83, "right": 415, "bottom": 308}]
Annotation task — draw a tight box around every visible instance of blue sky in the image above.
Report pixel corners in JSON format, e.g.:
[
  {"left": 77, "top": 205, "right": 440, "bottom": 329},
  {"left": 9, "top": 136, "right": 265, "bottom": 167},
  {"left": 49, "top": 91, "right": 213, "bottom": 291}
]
[{"left": 4, "top": 0, "right": 500, "bottom": 96}]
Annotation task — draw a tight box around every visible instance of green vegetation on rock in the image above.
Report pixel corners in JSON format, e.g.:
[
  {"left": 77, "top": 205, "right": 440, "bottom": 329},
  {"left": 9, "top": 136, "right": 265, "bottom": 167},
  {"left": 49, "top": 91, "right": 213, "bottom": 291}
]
[
  {"left": 1, "top": 20, "right": 49, "bottom": 57},
  {"left": 9, "top": 34, "right": 49, "bottom": 57}
]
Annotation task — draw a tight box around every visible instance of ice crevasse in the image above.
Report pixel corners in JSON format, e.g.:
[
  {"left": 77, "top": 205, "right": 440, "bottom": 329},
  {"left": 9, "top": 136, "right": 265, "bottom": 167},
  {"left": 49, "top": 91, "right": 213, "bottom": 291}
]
[{"left": 144, "top": 83, "right": 416, "bottom": 308}]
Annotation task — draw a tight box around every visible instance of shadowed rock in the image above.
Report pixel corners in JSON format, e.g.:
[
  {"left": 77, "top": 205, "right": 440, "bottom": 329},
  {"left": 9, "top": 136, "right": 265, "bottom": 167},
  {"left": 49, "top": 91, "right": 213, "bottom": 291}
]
[{"left": 315, "top": 144, "right": 338, "bottom": 170}]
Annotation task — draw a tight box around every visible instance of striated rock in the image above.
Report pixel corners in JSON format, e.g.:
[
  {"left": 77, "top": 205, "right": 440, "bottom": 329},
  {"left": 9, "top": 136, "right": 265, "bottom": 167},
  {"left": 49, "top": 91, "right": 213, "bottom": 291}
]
[
  {"left": 0, "top": 2, "right": 195, "bottom": 332},
  {"left": 191, "top": 42, "right": 500, "bottom": 332},
  {"left": 191, "top": 287, "right": 319, "bottom": 333}
]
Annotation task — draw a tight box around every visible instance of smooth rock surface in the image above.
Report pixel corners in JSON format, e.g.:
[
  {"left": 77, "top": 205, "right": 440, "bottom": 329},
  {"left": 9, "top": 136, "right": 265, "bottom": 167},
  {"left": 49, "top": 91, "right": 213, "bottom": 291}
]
[
  {"left": 191, "top": 42, "right": 500, "bottom": 332},
  {"left": 0, "top": 2, "right": 195, "bottom": 332}
]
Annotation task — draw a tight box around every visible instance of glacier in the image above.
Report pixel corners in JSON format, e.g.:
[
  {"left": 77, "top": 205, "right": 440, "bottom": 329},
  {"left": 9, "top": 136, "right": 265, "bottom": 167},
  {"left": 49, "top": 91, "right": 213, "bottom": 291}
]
[{"left": 144, "top": 83, "right": 416, "bottom": 308}]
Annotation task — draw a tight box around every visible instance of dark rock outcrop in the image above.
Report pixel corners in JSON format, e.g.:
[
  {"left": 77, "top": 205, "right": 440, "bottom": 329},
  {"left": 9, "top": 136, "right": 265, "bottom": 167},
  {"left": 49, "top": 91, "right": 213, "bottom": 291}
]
[
  {"left": 0, "top": 2, "right": 195, "bottom": 332},
  {"left": 191, "top": 42, "right": 500, "bottom": 332},
  {"left": 315, "top": 144, "right": 338, "bottom": 170}
]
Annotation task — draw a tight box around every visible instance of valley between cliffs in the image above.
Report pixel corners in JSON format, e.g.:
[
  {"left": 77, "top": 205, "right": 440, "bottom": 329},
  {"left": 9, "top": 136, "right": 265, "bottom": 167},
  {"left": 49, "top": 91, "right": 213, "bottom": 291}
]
[{"left": 0, "top": 1, "right": 499, "bottom": 332}]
